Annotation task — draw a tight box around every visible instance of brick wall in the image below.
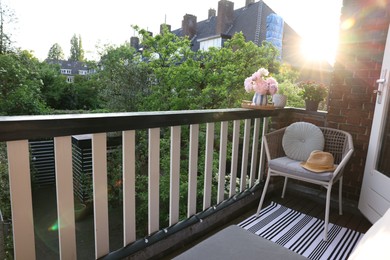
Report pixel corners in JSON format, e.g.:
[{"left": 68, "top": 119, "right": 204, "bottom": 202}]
[
  {"left": 329, "top": 0, "right": 390, "bottom": 201},
  {"left": 272, "top": 0, "right": 390, "bottom": 202}
]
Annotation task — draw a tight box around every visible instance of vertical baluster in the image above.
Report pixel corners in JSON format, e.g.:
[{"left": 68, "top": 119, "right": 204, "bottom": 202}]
[
  {"left": 7, "top": 140, "right": 35, "bottom": 259},
  {"left": 54, "top": 136, "right": 76, "bottom": 259},
  {"left": 203, "top": 123, "right": 214, "bottom": 210},
  {"left": 258, "top": 118, "right": 268, "bottom": 182},
  {"left": 249, "top": 118, "right": 261, "bottom": 187},
  {"left": 240, "top": 119, "right": 251, "bottom": 191},
  {"left": 217, "top": 121, "right": 228, "bottom": 203},
  {"left": 92, "top": 133, "right": 109, "bottom": 258},
  {"left": 148, "top": 128, "right": 160, "bottom": 234},
  {"left": 170, "top": 126, "right": 181, "bottom": 225},
  {"left": 229, "top": 120, "right": 240, "bottom": 197},
  {"left": 188, "top": 124, "right": 199, "bottom": 217},
  {"left": 123, "top": 130, "right": 136, "bottom": 245}
]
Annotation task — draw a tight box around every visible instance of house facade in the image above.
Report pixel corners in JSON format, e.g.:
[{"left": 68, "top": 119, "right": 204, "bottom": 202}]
[
  {"left": 45, "top": 59, "right": 95, "bottom": 83},
  {"left": 172, "top": 0, "right": 300, "bottom": 66}
]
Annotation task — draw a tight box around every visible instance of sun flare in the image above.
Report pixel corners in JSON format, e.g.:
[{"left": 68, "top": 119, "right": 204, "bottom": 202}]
[{"left": 300, "top": 38, "right": 337, "bottom": 65}]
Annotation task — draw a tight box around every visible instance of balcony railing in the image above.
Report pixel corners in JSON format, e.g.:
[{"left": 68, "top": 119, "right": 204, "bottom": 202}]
[{"left": 0, "top": 108, "right": 281, "bottom": 259}]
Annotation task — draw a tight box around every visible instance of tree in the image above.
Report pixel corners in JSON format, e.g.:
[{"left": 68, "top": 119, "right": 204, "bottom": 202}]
[
  {"left": 98, "top": 44, "right": 150, "bottom": 112},
  {"left": 0, "top": 1, "right": 16, "bottom": 54},
  {"left": 47, "top": 43, "right": 64, "bottom": 60},
  {"left": 135, "top": 27, "right": 280, "bottom": 111},
  {"left": 0, "top": 50, "right": 47, "bottom": 115},
  {"left": 69, "top": 34, "right": 84, "bottom": 61}
]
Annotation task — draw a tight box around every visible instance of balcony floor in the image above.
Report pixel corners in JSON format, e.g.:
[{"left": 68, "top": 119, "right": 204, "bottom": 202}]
[
  {"left": 32, "top": 184, "right": 372, "bottom": 259},
  {"left": 163, "top": 186, "right": 372, "bottom": 259}
]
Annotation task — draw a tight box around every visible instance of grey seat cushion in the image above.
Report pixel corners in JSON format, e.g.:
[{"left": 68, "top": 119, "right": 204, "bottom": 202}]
[
  {"left": 269, "top": 156, "right": 335, "bottom": 182},
  {"left": 173, "top": 225, "right": 306, "bottom": 260}
]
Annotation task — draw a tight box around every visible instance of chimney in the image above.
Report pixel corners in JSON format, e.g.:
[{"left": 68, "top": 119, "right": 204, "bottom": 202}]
[
  {"left": 245, "top": 0, "right": 255, "bottom": 6},
  {"left": 130, "top": 36, "right": 139, "bottom": 50},
  {"left": 160, "top": 24, "right": 171, "bottom": 34},
  {"left": 208, "top": 8, "right": 216, "bottom": 19},
  {"left": 182, "top": 14, "right": 197, "bottom": 39},
  {"left": 216, "top": 0, "right": 234, "bottom": 35}
]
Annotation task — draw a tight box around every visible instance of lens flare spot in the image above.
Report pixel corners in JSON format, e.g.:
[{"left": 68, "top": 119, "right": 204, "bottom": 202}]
[
  {"left": 48, "top": 220, "right": 58, "bottom": 231},
  {"left": 341, "top": 18, "right": 355, "bottom": 30}
]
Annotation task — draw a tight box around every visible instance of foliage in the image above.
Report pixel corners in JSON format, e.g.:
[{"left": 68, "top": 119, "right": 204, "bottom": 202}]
[
  {"left": 132, "top": 28, "right": 280, "bottom": 111},
  {"left": 97, "top": 44, "right": 151, "bottom": 112},
  {"left": 277, "top": 81, "right": 304, "bottom": 108},
  {"left": 69, "top": 34, "right": 84, "bottom": 61},
  {"left": 47, "top": 43, "right": 64, "bottom": 60},
  {"left": 0, "top": 143, "right": 10, "bottom": 220},
  {"left": 273, "top": 63, "right": 303, "bottom": 107},
  {"left": 0, "top": 51, "right": 47, "bottom": 115},
  {"left": 297, "top": 80, "right": 328, "bottom": 102},
  {"left": 0, "top": 2, "right": 16, "bottom": 54}
]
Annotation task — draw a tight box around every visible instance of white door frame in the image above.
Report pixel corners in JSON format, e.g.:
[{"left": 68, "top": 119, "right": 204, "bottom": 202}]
[{"left": 358, "top": 25, "right": 390, "bottom": 223}]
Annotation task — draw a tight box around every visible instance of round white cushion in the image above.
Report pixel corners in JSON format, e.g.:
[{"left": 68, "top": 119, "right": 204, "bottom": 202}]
[{"left": 282, "top": 122, "right": 325, "bottom": 161}]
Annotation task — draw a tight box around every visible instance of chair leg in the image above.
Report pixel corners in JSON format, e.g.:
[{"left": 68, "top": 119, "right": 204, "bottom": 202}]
[
  {"left": 339, "top": 176, "right": 343, "bottom": 215},
  {"left": 281, "top": 177, "right": 288, "bottom": 198},
  {"left": 256, "top": 170, "right": 271, "bottom": 217},
  {"left": 324, "top": 185, "right": 333, "bottom": 241}
]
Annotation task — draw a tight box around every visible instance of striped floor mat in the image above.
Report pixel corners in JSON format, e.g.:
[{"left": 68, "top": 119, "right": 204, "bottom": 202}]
[{"left": 238, "top": 202, "right": 364, "bottom": 260}]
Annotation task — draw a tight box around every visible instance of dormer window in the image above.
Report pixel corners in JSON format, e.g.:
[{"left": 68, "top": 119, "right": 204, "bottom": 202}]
[{"left": 61, "top": 69, "right": 72, "bottom": 75}]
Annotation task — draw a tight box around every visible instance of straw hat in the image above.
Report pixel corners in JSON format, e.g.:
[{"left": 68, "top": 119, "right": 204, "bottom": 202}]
[{"left": 300, "top": 150, "right": 336, "bottom": 173}]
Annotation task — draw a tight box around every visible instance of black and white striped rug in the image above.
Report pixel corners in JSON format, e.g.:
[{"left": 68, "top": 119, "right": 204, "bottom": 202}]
[{"left": 238, "top": 202, "right": 363, "bottom": 260}]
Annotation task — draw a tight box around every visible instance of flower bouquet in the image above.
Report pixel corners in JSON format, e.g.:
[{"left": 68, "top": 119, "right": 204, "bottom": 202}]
[{"left": 242, "top": 68, "right": 278, "bottom": 109}]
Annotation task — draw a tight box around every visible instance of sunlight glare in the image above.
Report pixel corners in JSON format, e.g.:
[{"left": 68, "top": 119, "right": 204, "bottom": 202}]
[{"left": 300, "top": 37, "right": 337, "bottom": 64}]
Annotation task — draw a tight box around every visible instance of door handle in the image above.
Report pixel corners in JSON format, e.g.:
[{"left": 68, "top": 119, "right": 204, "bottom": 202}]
[{"left": 375, "top": 70, "right": 388, "bottom": 104}]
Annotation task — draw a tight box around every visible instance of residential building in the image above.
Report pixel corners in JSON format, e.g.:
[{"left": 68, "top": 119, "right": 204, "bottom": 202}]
[
  {"left": 173, "top": 0, "right": 293, "bottom": 61},
  {"left": 46, "top": 59, "right": 95, "bottom": 83},
  {"left": 162, "top": 0, "right": 331, "bottom": 83}
]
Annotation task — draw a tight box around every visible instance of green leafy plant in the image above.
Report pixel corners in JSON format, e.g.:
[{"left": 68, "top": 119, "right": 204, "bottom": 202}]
[{"left": 297, "top": 80, "right": 328, "bottom": 102}]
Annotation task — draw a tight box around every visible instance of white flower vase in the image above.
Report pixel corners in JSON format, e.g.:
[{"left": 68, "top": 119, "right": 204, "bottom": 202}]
[
  {"left": 272, "top": 94, "right": 287, "bottom": 108},
  {"left": 252, "top": 92, "right": 268, "bottom": 106}
]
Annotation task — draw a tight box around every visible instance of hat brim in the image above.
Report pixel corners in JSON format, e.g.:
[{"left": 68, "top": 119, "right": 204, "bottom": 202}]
[{"left": 300, "top": 162, "right": 336, "bottom": 173}]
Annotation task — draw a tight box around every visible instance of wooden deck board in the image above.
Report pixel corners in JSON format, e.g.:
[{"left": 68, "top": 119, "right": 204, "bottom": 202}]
[{"left": 162, "top": 186, "right": 372, "bottom": 259}]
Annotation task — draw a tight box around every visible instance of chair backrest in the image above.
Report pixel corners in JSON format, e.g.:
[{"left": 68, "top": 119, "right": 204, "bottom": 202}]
[{"left": 320, "top": 127, "right": 354, "bottom": 164}]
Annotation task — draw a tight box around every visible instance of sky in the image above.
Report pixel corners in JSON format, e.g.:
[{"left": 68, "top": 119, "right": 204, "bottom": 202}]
[{"left": 3, "top": 0, "right": 342, "bottom": 63}]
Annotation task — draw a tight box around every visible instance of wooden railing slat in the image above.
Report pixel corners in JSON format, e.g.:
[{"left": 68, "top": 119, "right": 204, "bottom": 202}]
[
  {"left": 54, "top": 136, "right": 77, "bottom": 259},
  {"left": 217, "top": 121, "right": 228, "bottom": 203},
  {"left": 258, "top": 118, "right": 269, "bottom": 182},
  {"left": 250, "top": 118, "right": 261, "bottom": 186},
  {"left": 240, "top": 119, "right": 251, "bottom": 192},
  {"left": 7, "top": 140, "right": 36, "bottom": 260},
  {"left": 92, "top": 133, "right": 109, "bottom": 258},
  {"left": 123, "top": 130, "right": 136, "bottom": 245},
  {"left": 188, "top": 124, "right": 199, "bottom": 217},
  {"left": 170, "top": 126, "right": 181, "bottom": 226},
  {"left": 148, "top": 128, "right": 160, "bottom": 234},
  {"left": 203, "top": 123, "right": 214, "bottom": 210},
  {"left": 229, "top": 120, "right": 240, "bottom": 197}
]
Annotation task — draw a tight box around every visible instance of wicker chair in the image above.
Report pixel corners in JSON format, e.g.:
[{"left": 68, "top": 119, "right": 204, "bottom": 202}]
[{"left": 256, "top": 124, "right": 354, "bottom": 241}]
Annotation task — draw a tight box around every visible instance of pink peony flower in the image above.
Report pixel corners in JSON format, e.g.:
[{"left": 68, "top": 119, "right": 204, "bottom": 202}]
[
  {"left": 266, "top": 77, "right": 278, "bottom": 95},
  {"left": 244, "top": 77, "right": 254, "bottom": 92},
  {"left": 252, "top": 78, "right": 268, "bottom": 95},
  {"left": 243, "top": 67, "right": 278, "bottom": 95}
]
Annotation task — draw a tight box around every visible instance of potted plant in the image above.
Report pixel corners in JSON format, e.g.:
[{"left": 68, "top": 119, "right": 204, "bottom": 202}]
[
  {"left": 272, "top": 83, "right": 287, "bottom": 108},
  {"left": 297, "top": 80, "right": 328, "bottom": 111}
]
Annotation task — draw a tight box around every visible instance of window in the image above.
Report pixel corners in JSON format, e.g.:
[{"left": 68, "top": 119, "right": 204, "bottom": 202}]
[
  {"left": 61, "top": 69, "right": 72, "bottom": 75},
  {"left": 66, "top": 76, "right": 74, "bottom": 83}
]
